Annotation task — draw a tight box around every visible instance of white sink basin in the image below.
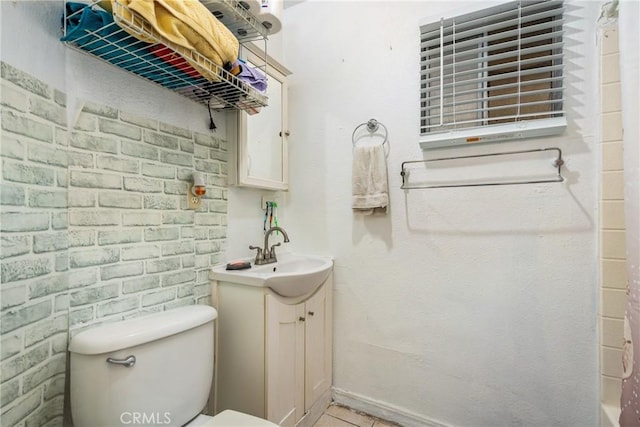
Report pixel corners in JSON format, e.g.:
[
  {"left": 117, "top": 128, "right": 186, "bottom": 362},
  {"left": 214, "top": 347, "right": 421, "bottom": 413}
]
[{"left": 211, "top": 253, "right": 333, "bottom": 298}]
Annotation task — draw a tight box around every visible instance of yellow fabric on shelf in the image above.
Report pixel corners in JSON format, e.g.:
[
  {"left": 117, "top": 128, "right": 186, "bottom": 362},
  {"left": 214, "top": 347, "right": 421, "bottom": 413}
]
[
  {"left": 97, "top": 0, "right": 113, "bottom": 12},
  {"left": 112, "top": 0, "right": 239, "bottom": 82}
]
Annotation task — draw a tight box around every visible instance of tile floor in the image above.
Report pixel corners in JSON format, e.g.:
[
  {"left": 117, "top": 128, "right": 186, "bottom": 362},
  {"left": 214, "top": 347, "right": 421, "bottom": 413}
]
[{"left": 313, "top": 403, "right": 400, "bottom": 427}]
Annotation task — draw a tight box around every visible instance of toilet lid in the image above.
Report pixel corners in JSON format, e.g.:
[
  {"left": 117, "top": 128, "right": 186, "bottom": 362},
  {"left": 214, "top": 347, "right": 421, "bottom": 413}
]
[{"left": 190, "top": 411, "right": 279, "bottom": 427}]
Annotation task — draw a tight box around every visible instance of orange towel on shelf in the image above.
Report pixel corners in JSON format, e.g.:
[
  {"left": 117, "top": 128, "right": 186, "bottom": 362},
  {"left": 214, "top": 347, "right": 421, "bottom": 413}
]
[{"left": 112, "top": 0, "right": 239, "bottom": 82}]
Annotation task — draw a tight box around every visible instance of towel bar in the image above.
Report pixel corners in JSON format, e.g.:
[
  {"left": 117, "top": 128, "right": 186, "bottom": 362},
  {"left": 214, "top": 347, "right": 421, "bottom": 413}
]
[{"left": 400, "top": 147, "right": 565, "bottom": 189}]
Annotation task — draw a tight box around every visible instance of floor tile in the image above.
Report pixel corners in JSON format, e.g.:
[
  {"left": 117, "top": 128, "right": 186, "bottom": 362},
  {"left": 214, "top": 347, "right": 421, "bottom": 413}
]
[
  {"left": 314, "top": 413, "right": 359, "bottom": 427},
  {"left": 325, "top": 404, "right": 375, "bottom": 427}
]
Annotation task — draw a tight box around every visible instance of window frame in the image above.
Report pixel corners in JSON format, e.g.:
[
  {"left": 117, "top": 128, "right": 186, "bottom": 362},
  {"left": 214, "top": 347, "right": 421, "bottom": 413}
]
[{"left": 419, "top": 0, "right": 566, "bottom": 150}]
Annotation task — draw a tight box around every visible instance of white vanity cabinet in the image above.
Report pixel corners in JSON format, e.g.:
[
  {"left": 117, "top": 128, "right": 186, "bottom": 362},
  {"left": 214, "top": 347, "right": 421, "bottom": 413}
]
[{"left": 213, "top": 277, "right": 332, "bottom": 427}]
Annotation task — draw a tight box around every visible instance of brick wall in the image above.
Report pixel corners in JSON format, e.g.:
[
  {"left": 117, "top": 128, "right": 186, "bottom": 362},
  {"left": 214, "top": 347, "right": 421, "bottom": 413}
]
[
  {"left": 1, "top": 62, "right": 228, "bottom": 426},
  {"left": 1, "top": 61, "right": 70, "bottom": 427},
  {"left": 66, "top": 100, "right": 227, "bottom": 332}
]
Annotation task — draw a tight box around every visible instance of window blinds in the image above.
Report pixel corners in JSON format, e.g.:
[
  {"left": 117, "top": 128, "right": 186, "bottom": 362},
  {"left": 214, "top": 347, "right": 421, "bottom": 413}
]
[{"left": 420, "top": 0, "right": 565, "bottom": 140}]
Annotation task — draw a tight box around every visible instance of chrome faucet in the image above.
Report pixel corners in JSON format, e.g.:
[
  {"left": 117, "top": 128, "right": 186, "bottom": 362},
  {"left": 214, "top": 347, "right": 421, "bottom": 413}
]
[{"left": 249, "top": 227, "right": 290, "bottom": 265}]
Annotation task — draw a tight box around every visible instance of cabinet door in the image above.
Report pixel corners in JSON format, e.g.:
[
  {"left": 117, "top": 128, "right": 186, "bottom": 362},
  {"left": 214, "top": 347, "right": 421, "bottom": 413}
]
[
  {"left": 266, "top": 296, "right": 305, "bottom": 426},
  {"left": 304, "top": 284, "right": 332, "bottom": 411},
  {"left": 232, "top": 47, "right": 290, "bottom": 191}
]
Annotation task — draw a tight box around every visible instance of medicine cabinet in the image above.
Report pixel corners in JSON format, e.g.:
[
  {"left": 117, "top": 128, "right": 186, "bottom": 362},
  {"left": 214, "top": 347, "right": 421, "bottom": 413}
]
[{"left": 228, "top": 45, "right": 291, "bottom": 191}]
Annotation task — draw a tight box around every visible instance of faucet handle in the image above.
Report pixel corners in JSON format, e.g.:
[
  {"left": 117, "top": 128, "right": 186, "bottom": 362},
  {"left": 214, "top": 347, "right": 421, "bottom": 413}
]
[
  {"left": 249, "top": 245, "right": 263, "bottom": 259},
  {"left": 269, "top": 243, "right": 281, "bottom": 259}
]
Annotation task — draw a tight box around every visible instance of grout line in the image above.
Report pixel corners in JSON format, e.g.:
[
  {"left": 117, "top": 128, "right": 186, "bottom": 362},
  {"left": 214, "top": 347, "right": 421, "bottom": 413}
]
[
  {"left": 601, "top": 314, "right": 626, "bottom": 320},
  {"left": 601, "top": 343, "right": 624, "bottom": 350},
  {"left": 322, "top": 413, "right": 360, "bottom": 427},
  {"left": 601, "top": 373, "right": 623, "bottom": 380}
]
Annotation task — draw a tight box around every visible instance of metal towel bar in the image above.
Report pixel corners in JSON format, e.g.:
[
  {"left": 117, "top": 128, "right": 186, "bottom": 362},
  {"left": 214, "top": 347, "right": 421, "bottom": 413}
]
[{"left": 400, "top": 147, "right": 565, "bottom": 190}]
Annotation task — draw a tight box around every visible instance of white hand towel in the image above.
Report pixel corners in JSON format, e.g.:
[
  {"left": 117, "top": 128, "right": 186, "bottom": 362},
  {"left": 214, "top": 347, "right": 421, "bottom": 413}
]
[{"left": 352, "top": 144, "right": 389, "bottom": 214}]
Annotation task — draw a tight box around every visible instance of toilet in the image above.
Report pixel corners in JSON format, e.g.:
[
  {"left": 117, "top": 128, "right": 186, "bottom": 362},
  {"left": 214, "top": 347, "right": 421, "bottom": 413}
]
[{"left": 68, "top": 305, "right": 277, "bottom": 427}]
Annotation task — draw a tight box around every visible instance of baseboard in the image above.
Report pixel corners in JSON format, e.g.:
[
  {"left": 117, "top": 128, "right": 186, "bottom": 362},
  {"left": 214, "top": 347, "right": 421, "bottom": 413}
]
[{"left": 332, "top": 388, "right": 450, "bottom": 427}]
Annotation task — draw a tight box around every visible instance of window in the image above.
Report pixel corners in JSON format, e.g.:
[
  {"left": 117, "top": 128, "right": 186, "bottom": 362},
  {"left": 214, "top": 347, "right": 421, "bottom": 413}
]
[{"left": 419, "top": 0, "right": 566, "bottom": 149}]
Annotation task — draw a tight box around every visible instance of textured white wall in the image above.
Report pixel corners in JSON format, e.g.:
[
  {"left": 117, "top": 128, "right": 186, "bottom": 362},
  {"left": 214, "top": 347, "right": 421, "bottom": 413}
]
[{"left": 281, "top": 1, "right": 601, "bottom": 426}]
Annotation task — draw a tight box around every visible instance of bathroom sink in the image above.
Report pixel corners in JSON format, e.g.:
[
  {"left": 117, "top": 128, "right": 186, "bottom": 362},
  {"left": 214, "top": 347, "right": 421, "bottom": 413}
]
[{"left": 211, "top": 253, "right": 333, "bottom": 298}]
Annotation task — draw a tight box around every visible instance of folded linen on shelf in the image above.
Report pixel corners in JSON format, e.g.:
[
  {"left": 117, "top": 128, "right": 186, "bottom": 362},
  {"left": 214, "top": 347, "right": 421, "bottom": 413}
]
[
  {"left": 112, "top": 0, "right": 239, "bottom": 82},
  {"left": 150, "top": 45, "right": 201, "bottom": 78},
  {"left": 226, "top": 60, "right": 267, "bottom": 92},
  {"left": 61, "top": 2, "right": 197, "bottom": 88},
  {"left": 352, "top": 144, "right": 389, "bottom": 214}
]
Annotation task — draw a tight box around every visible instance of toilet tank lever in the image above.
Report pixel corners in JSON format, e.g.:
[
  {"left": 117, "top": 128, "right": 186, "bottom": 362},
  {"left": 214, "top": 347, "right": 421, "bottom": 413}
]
[{"left": 106, "top": 355, "right": 136, "bottom": 368}]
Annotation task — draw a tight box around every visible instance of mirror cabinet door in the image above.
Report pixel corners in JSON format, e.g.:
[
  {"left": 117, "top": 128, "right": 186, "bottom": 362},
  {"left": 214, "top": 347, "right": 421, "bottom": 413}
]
[{"left": 237, "top": 65, "right": 288, "bottom": 190}]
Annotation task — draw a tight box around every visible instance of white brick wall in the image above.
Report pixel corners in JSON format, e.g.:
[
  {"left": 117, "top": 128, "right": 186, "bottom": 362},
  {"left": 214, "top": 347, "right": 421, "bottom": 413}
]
[
  {"left": 1, "top": 62, "right": 228, "bottom": 427},
  {"left": 1, "top": 61, "right": 69, "bottom": 427},
  {"left": 66, "top": 95, "right": 228, "bottom": 331}
]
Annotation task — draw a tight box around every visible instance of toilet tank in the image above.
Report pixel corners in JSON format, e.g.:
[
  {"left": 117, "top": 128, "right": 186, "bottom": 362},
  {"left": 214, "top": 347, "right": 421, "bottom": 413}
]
[{"left": 68, "top": 305, "right": 217, "bottom": 427}]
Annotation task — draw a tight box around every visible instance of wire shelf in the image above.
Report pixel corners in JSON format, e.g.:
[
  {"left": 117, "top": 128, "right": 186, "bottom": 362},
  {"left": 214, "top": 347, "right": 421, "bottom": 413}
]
[
  {"left": 61, "top": 1, "right": 268, "bottom": 112},
  {"left": 200, "top": 0, "right": 269, "bottom": 42}
]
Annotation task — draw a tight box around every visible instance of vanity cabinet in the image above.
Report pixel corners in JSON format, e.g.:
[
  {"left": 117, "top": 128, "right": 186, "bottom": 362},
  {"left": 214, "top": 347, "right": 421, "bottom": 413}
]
[
  {"left": 266, "top": 283, "right": 332, "bottom": 425},
  {"left": 213, "top": 277, "right": 332, "bottom": 427},
  {"left": 228, "top": 46, "right": 291, "bottom": 191}
]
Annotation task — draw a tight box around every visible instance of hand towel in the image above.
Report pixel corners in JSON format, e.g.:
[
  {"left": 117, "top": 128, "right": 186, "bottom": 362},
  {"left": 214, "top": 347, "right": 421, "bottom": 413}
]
[{"left": 352, "top": 144, "right": 389, "bottom": 214}]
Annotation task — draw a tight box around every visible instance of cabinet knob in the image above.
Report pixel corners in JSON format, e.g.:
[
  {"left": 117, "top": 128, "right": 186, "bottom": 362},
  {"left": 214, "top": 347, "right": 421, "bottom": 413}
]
[
  {"left": 308, "top": 311, "right": 314, "bottom": 316},
  {"left": 279, "top": 130, "right": 290, "bottom": 137},
  {"left": 299, "top": 316, "right": 305, "bottom": 322}
]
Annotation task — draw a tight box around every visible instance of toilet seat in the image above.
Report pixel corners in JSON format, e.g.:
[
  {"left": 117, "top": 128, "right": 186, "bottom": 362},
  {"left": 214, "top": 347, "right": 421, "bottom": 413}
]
[{"left": 189, "top": 411, "right": 279, "bottom": 427}]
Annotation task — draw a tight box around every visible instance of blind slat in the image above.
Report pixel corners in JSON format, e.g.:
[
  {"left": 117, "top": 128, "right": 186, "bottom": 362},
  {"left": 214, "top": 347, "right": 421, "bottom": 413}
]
[
  {"left": 422, "top": 44, "right": 564, "bottom": 78},
  {"left": 422, "top": 109, "right": 565, "bottom": 131},
  {"left": 421, "top": 28, "right": 565, "bottom": 64},
  {"left": 421, "top": 75, "right": 564, "bottom": 98},
  {"left": 421, "top": 98, "right": 565, "bottom": 120},
  {"left": 420, "top": 64, "right": 563, "bottom": 89},
  {"left": 421, "top": 0, "right": 563, "bottom": 36},
  {"left": 422, "top": 87, "right": 564, "bottom": 112},
  {"left": 421, "top": 110, "right": 564, "bottom": 130},
  {"left": 420, "top": 31, "right": 564, "bottom": 66},
  {"left": 421, "top": 7, "right": 565, "bottom": 47}
]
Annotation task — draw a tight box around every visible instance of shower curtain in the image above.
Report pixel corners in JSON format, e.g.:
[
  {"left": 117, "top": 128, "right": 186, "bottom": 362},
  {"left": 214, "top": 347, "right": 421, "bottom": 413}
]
[{"left": 618, "top": 1, "right": 639, "bottom": 426}]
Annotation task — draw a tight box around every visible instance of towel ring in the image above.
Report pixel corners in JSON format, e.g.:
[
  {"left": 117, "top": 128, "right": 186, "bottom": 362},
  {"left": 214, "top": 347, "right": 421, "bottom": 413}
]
[{"left": 352, "top": 119, "right": 389, "bottom": 148}]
